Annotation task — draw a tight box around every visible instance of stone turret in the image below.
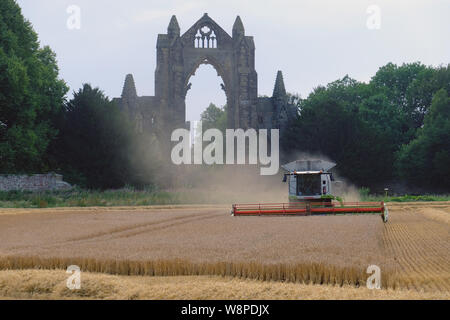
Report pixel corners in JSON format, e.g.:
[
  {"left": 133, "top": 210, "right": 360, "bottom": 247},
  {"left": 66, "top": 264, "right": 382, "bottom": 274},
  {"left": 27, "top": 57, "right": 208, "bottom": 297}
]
[
  {"left": 121, "top": 74, "right": 138, "bottom": 116},
  {"left": 122, "top": 74, "right": 137, "bottom": 99},
  {"left": 232, "top": 16, "right": 245, "bottom": 38},
  {"left": 273, "top": 71, "right": 286, "bottom": 99},
  {"left": 168, "top": 15, "right": 180, "bottom": 38},
  {"left": 270, "top": 70, "right": 295, "bottom": 136}
]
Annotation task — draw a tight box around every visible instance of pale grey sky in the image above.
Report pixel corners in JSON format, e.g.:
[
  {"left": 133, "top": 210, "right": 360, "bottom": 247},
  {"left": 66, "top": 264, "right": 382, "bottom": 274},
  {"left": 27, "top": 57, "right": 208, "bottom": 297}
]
[{"left": 16, "top": 0, "right": 450, "bottom": 121}]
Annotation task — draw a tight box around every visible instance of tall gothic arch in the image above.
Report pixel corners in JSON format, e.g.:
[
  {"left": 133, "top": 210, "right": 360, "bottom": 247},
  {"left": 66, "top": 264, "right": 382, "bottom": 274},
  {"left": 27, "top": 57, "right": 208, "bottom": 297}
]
[
  {"left": 114, "top": 14, "right": 296, "bottom": 139},
  {"left": 156, "top": 13, "right": 258, "bottom": 131}
]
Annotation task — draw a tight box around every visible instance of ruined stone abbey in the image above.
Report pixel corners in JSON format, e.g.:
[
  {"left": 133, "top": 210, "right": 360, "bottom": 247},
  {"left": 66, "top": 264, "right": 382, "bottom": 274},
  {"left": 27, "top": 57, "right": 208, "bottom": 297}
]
[{"left": 114, "top": 14, "right": 296, "bottom": 137}]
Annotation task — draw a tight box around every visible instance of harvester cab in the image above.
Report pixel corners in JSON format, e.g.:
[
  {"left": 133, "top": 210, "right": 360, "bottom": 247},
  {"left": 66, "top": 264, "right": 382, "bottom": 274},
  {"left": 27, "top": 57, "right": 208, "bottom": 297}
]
[
  {"left": 282, "top": 160, "right": 336, "bottom": 203},
  {"left": 231, "top": 159, "right": 388, "bottom": 223}
]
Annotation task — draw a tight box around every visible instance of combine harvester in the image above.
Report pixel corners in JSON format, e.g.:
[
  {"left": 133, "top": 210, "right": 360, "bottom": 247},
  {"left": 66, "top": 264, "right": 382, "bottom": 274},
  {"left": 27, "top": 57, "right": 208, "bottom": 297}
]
[{"left": 232, "top": 160, "right": 388, "bottom": 223}]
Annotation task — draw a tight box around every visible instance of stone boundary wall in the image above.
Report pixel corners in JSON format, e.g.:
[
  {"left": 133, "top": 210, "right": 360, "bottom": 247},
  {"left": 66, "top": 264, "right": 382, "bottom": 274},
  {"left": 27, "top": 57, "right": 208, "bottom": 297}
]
[{"left": 0, "top": 173, "right": 72, "bottom": 192}]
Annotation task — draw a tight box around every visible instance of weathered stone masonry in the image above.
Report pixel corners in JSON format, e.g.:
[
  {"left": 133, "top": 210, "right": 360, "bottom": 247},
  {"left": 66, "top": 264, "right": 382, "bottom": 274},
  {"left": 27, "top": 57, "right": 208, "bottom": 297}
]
[
  {"left": 0, "top": 173, "right": 72, "bottom": 192},
  {"left": 113, "top": 14, "right": 296, "bottom": 137}
]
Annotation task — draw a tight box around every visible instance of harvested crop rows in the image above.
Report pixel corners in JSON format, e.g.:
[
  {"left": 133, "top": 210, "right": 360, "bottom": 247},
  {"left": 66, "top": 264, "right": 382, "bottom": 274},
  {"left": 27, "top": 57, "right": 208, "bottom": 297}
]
[
  {"left": 0, "top": 203, "right": 449, "bottom": 295},
  {"left": 382, "top": 203, "right": 450, "bottom": 292}
]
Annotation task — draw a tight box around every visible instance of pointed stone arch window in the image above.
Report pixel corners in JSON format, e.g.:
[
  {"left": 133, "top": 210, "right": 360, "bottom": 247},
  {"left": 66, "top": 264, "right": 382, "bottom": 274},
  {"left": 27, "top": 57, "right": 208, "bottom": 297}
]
[{"left": 194, "top": 25, "right": 217, "bottom": 49}]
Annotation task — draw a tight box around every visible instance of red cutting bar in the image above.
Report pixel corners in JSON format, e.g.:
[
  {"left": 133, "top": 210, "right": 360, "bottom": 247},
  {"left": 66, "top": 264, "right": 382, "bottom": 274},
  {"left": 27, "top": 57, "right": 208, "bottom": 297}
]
[{"left": 232, "top": 202, "right": 384, "bottom": 216}]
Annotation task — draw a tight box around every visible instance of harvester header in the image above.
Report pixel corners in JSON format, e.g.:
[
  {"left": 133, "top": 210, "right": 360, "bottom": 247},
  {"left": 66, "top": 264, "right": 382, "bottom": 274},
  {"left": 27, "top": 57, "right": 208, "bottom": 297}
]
[{"left": 232, "top": 159, "right": 388, "bottom": 223}]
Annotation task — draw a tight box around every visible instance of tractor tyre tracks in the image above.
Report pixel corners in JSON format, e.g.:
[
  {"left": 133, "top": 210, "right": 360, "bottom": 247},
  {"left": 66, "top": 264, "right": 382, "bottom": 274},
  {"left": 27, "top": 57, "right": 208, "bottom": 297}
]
[{"left": 9, "top": 211, "right": 223, "bottom": 252}]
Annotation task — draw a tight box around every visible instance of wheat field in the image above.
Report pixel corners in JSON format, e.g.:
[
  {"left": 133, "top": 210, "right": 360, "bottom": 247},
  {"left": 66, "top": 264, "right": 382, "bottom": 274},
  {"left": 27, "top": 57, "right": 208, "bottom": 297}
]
[
  {"left": 0, "top": 202, "right": 449, "bottom": 299},
  {"left": 1, "top": 270, "right": 448, "bottom": 300},
  {"left": 382, "top": 203, "right": 450, "bottom": 292}
]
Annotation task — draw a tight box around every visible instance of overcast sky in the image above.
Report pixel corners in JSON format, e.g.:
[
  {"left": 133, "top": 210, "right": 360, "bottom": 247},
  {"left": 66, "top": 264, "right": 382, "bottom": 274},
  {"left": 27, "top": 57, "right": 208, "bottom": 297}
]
[{"left": 16, "top": 0, "right": 450, "bottom": 121}]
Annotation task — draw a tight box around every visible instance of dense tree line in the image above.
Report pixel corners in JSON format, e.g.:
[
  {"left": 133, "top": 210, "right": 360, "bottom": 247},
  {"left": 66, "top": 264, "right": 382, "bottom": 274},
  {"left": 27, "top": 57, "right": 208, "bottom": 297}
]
[
  {"left": 396, "top": 89, "right": 450, "bottom": 189},
  {"left": 0, "top": 0, "right": 68, "bottom": 173},
  {"left": 282, "top": 63, "right": 450, "bottom": 192},
  {"left": 0, "top": 1, "right": 160, "bottom": 189},
  {"left": 55, "top": 85, "right": 128, "bottom": 188},
  {"left": 54, "top": 84, "right": 161, "bottom": 189}
]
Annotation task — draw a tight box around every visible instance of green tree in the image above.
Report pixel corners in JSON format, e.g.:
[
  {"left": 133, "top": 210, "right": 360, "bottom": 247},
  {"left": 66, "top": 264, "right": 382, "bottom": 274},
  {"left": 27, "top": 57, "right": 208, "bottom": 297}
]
[
  {"left": 200, "top": 103, "right": 227, "bottom": 132},
  {"left": 56, "top": 84, "right": 134, "bottom": 189},
  {"left": 396, "top": 89, "right": 450, "bottom": 190},
  {"left": 406, "top": 64, "right": 450, "bottom": 128},
  {"left": 371, "top": 62, "right": 428, "bottom": 111},
  {"left": 370, "top": 62, "right": 450, "bottom": 137},
  {"left": 283, "top": 76, "right": 398, "bottom": 186},
  {"left": 0, "top": 0, "right": 68, "bottom": 173}
]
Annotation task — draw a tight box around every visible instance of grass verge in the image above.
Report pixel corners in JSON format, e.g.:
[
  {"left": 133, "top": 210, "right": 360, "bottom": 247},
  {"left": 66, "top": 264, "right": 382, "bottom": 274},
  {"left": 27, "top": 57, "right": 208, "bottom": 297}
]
[
  {"left": 1, "top": 188, "right": 449, "bottom": 208},
  {"left": 0, "top": 188, "right": 198, "bottom": 208}
]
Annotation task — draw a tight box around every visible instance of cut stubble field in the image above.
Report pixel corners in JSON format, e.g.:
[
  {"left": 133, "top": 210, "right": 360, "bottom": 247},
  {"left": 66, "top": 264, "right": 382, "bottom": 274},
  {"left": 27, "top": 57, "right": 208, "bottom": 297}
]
[{"left": 0, "top": 202, "right": 449, "bottom": 299}]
